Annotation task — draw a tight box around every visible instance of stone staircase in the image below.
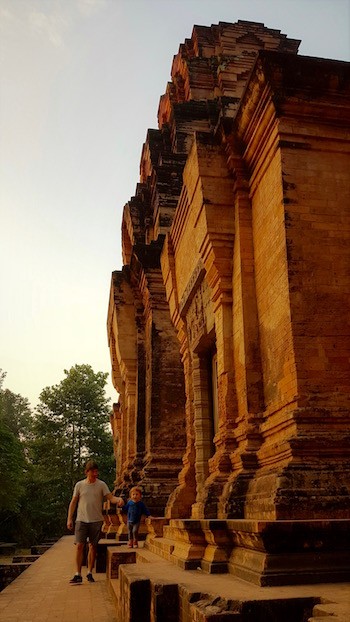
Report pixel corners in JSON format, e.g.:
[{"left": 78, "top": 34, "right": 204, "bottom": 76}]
[
  {"left": 145, "top": 519, "right": 231, "bottom": 572},
  {"left": 106, "top": 544, "right": 319, "bottom": 622},
  {"left": 143, "top": 517, "right": 350, "bottom": 587},
  {"left": 103, "top": 518, "right": 350, "bottom": 621}
]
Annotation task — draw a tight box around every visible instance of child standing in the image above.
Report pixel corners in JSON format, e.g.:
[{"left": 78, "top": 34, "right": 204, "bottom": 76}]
[{"left": 122, "top": 486, "right": 151, "bottom": 548}]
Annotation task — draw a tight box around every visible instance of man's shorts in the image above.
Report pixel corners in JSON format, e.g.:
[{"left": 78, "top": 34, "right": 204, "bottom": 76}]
[{"left": 74, "top": 521, "right": 103, "bottom": 547}]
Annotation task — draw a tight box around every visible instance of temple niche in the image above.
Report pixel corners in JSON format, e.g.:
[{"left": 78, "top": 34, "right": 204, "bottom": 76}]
[{"left": 107, "top": 20, "right": 350, "bottom": 585}]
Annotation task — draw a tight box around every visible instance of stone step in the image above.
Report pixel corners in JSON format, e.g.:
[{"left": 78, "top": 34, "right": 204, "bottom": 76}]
[
  {"left": 0, "top": 543, "right": 17, "bottom": 556},
  {"left": 117, "top": 562, "right": 188, "bottom": 622},
  {"left": 108, "top": 577, "right": 119, "bottom": 608},
  {"left": 30, "top": 545, "right": 51, "bottom": 555},
  {"left": 107, "top": 544, "right": 317, "bottom": 622},
  {"left": 144, "top": 536, "right": 175, "bottom": 562},
  {"left": 12, "top": 555, "right": 40, "bottom": 563},
  {"left": 136, "top": 546, "right": 169, "bottom": 566},
  {"left": 96, "top": 538, "right": 123, "bottom": 573},
  {"left": 106, "top": 541, "right": 168, "bottom": 579},
  {"left": 106, "top": 546, "right": 137, "bottom": 579},
  {"left": 309, "top": 602, "right": 350, "bottom": 621}
]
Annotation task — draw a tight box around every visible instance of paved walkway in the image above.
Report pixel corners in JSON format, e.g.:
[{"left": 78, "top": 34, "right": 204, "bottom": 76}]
[{"left": 0, "top": 536, "right": 117, "bottom": 622}]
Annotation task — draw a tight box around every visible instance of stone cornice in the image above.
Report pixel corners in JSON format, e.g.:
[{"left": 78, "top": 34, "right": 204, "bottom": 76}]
[{"left": 234, "top": 51, "right": 350, "bottom": 148}]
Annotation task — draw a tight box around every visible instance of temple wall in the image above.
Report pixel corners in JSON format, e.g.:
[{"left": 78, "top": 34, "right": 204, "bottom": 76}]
[
  {"left": 107, "top": 19, "right": 350, "bottom": 587},
  {"left": 252, "top": 147, "right": 296, "bottom": 413},
  {"left": 230, "top": 52, "right": 350, "bottom": 520},
  {"left": 282, "top": 139, "right": 350, "bottom": 409}
]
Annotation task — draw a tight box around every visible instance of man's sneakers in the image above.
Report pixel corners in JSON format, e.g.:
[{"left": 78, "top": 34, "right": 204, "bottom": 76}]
[{"left": 69, "top": 573, "right": 95, "bottom": 584}]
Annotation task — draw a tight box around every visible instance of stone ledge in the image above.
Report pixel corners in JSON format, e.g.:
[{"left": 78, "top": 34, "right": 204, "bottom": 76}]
[
  {"left": 106, "top": 543, "right": 168, "bottom": 579},
  {"left": 311, "top": 601, "right": 350, "bottom": 622},
  {"left": 30, "top": 545, "right": 51, "bottom": 555},
  {"left": 226, "top": 519, "right": 350, "bottom": 586},
  {"left": 0, "top": 543, "right": 17, "bottom": 555},
  {"left": 12, "top": 555, "right": 40, "bottom": 563},
  {"left": 144, "top": 518, "right": 350, "bottom": 585},
  {"left": 114, "top": 561, "right": 319, "bottom": 622},
  {"left": 96, "top": 538, "right": 123, "bottom": 573},
  {"left": 107, "top": 546, "right": 136, "bottom": 579}
]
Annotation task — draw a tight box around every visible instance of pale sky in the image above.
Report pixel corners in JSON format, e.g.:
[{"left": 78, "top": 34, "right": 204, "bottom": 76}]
[{"left": 1, "top": 0, "right": 349, "bottom": 408}]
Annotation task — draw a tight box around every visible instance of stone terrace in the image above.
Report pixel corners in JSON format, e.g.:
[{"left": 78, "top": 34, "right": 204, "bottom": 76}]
[{"left": 0, "top": 536, "right": 349, "bottom": 622}]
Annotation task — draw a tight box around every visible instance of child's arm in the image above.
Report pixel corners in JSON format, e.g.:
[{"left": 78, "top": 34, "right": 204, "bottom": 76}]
[
  {"left": 142, "top": 502, "right": 151, "bottom": 517},
  {"left": 120, "top": 500, "right": 129, "bottom": 513}
]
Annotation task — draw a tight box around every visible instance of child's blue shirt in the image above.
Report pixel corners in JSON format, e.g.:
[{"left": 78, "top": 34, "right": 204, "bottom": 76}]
[{"left": 122, "top": 500, "right": 150, "bottom": 523}]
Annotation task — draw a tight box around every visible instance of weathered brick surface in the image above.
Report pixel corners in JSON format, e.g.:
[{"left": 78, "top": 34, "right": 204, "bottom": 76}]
[
  {"left": 118, "top": 565, "right": 151, "bottom": 622},
  {"left": 106, "top": 547, "right": 136, "bottom": 579},
  {"left": 232, "top": 52, "right": 350, "bottom": 521},
  {"left": 96, "top": 539, "right": 121, "bottom": 573},
  {"left": 151, "top": 581, "right": 179, "bottom": 622}
]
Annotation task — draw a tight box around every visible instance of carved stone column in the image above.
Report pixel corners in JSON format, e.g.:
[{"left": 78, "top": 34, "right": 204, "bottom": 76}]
[
  {"left": 161, "top": 236, "right": 197, "bottom": 519},
  {"left": 219, "top": 149, "right": 265, "bottom": 518},
  {"left": 107, "top": 269, "right": 140, "bottom": 491}
]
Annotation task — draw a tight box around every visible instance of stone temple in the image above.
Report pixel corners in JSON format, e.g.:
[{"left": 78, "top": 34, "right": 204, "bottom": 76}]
[{"left": 106, "top": 19, "right": 350, "bottom": 619}]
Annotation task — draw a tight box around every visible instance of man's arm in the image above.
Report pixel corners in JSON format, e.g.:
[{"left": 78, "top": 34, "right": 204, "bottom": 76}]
[
  {"left": 67, "top": 495, "right": 79, "bottom": 530},
  {"left": 106, "top": 492, "right": 124, "bottom": 507}
]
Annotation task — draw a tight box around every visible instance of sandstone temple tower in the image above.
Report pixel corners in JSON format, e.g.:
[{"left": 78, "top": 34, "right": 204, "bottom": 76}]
[{"left": 107, "top": 21, "right": 350, "bottom": 585}]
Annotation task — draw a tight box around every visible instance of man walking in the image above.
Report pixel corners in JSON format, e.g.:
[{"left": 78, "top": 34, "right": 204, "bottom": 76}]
[{"left": 67, "top": 459, "right": 123, "bottom": 583}]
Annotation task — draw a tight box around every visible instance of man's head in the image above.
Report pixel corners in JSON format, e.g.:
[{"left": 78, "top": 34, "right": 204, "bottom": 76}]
[
  {"left": 85, "top": 460, "right": 98, "bottom": 474},
  {"left": 130, "top": 486, "right": 142, "bottom": 502}
]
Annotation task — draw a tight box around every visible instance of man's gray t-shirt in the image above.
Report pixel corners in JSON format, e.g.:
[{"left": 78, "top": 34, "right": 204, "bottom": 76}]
[{"left": 73, "top": 479, "right": 110, "bottom": 523}]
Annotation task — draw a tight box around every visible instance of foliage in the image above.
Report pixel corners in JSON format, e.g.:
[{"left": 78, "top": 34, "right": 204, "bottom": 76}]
[
  {"left": 0, "top": 365, "right": 115, "bottom": 546},
  {"left": 32, "top": 364, "right": 114, "bottom": 481},
  {"left": 0, "top": 419, "right": 25, "bottom": 512},
  {"left": 0, "top": 384, "right": 32, "bottom": 438},
  {"left": 25, "top": 364, "right": 115, "bottom": 540},
  {"left": 0, "top": 369, "right": 28, "bottom": 540}
]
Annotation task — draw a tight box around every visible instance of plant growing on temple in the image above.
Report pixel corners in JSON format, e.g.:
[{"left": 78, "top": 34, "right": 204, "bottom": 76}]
[{"left": 26, "top": 364, "right": 115, "bottom": 539}]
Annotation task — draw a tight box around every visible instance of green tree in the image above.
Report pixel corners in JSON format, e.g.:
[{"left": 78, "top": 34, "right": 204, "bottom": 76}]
[
  {"left": 0, "top": 386, "right": 32, "bottom": 438},
  {"left": 26, "top": 364, "right": 115, "bottom": 540},
  {"left": 0, "top": 370, "right": 28, "bottom": 540},
  {"left": 0, "top": 420, "right": 25, "bottom": 512}
]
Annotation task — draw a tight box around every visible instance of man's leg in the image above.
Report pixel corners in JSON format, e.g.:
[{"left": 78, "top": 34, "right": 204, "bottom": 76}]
[
  {"left": 70, "top": 521, "right": 87, "bottom": 583},
  {"left": 76, "top": 542, "right": 85, "bottom": 574},
  {"left": 86, "top": 521, "right": 103, "bottom": 581},
  {"left": 87, "top": 543, "right": 97, "bottom": 573}
]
